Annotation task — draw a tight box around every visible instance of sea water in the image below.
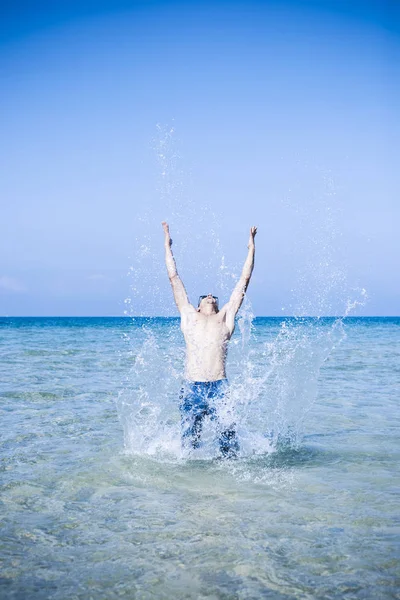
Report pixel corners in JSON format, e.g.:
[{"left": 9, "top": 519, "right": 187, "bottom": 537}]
[{"left": 1, "top": 316, "right": 399, "bottom": 599}]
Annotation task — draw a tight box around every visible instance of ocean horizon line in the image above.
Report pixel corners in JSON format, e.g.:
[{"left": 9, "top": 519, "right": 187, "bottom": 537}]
[{"left": 1, "top": 315, "right": 399, "bottom": 320}]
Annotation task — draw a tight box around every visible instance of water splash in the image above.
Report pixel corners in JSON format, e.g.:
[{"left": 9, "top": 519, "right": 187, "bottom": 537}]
[
  {"left": 118, "top": 126, "right": 366, "bottom": 464},
  {"left": 117, "top": 322, "right": 183, "bottom": 459}
]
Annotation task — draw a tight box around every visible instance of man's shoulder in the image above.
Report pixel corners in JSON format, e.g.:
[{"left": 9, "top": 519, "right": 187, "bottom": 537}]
[
  {"left": 180, "top": 303, "right": 197, "bottom": 315},
  {"left": 180, "top": 304, "right": 201, "bottom": 332},
  {"left": 180, "top": 304, "right": 199, "bottom": 324}
]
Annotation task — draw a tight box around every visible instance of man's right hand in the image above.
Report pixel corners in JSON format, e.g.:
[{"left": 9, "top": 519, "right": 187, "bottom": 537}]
[
  {"left": 162, "top": 221, "right": 172, "bottom": 247},
  {"left": 248, "top": 226, "right": 257, "bottom": 249}
]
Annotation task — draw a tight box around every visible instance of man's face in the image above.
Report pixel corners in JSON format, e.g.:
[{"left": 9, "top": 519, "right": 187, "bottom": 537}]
[{"left": 198, "top": 294, "right": 219, "bottom": 311}]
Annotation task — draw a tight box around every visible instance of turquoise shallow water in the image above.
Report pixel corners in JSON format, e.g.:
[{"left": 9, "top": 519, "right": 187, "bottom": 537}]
[{"left": 1, "top": 317, "right": 399, "bottom": 599}]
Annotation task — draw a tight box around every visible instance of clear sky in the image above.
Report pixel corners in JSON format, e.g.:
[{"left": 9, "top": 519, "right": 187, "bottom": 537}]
[{"left": 1, "top": 0, "right": 399, "bottom": 316}]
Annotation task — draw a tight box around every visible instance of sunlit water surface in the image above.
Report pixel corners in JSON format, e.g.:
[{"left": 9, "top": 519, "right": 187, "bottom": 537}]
[{"left": 1, "top": 317, "right": 399, "bottom": 599}]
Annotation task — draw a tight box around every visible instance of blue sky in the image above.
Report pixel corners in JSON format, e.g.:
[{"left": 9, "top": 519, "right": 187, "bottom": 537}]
[{"left": 1, "top": 0, "right": 399, "bottom": 316}]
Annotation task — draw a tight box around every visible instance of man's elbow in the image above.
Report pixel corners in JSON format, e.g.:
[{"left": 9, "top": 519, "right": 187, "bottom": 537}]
[{"left": 240, "top": 277, "right": 250, "bottom": 295}]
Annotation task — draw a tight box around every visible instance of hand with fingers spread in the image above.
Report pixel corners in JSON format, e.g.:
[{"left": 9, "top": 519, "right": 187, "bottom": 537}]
[
  {"left": 162, "top": 221, "right": 172, "bottom": 247},
  {"left": 248, "top": 226, "right": 257, "bottom": 249}
]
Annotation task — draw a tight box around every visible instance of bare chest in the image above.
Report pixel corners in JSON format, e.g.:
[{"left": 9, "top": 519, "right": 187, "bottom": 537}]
[{"left": 181, "top": 314, "right": 230, "bottom": 345}]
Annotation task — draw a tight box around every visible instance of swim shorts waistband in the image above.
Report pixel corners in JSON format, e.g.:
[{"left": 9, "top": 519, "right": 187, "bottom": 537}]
[{"left": 184, "top": 379, "right": 228, "bottom": 386}]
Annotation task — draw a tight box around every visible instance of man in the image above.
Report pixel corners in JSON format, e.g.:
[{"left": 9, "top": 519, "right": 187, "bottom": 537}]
[{"left": 162, "top": 221, "right": 257, "bottom": 458}]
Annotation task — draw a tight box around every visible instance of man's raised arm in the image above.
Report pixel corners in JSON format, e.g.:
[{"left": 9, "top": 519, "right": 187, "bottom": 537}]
[
  {"left": 224, "top": 226, "right": 257, "bottom": 327},
  {"left": 162, "top": 221, "right": 190, "bottom": 312}
]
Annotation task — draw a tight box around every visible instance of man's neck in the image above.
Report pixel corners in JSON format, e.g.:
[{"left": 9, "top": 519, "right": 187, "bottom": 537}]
[{"left": 199, "top": 307, "right": 218, "bottom": 316}]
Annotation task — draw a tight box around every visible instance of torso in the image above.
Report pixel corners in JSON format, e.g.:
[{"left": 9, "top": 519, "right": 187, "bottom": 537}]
[{"left": 180, "top": 305, "right": 233, "bottom": 382}]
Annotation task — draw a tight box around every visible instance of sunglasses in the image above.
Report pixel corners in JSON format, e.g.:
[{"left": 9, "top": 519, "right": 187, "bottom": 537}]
[{"left": 198, "top": 295, "right": 219, "bottom": 306}]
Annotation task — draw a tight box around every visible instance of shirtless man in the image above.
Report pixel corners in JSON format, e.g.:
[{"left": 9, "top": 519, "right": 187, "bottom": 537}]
[{"left": 162, "top": 221, "right": 257, "bottom": 457}]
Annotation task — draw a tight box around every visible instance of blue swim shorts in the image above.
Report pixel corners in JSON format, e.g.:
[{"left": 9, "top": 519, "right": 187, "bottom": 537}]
[{"left": 179, "top": 379, "right": 239, "bottom": 458}]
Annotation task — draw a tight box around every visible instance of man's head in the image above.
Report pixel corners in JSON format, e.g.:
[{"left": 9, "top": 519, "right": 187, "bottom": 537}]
[{"left": 197, "top": 294, "right": 219, "bottom": 314}]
